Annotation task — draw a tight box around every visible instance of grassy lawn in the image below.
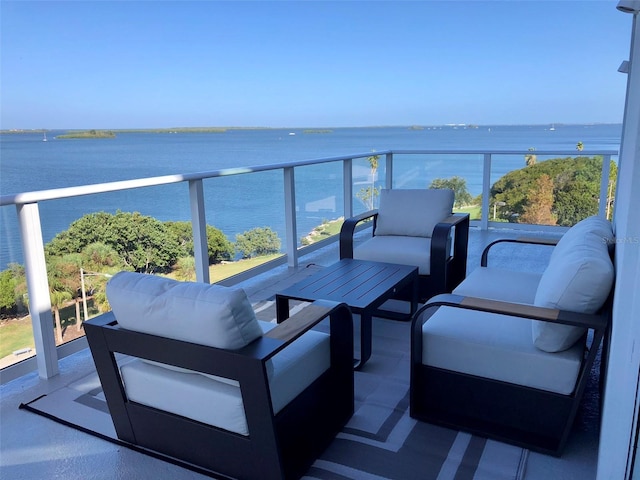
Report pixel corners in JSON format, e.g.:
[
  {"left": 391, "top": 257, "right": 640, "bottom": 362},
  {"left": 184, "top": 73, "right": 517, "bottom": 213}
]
[
  {"left": 0, "top": 301, "right": 96, "bottom": 359},
  {"left": 455, "top": 204, "right": 481, "bottom": 220},
  {"left": 0, "top": 317, "right": 35, "bottom": 358},
  {"left": 209, "top": 254, "right": 283, "bottom": 282},
  {"left": 301, "top": 218, "right": 344, "bottom": 244}
]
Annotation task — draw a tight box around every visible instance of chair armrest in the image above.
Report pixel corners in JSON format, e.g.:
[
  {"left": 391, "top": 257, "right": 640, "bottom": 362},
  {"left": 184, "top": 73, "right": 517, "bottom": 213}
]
[
  {"left": 431, "top": 213, "right": 470, "bottom": 258},
  {"left": 430, "top": 213, "right": 470, "bottom": 294},
  {"left": 481, "top": 236, "right": 559, "bottom": 267},
  {"left": 258, "top": 300, "right": 352, "bottom": 358},
  {"left": 339, "top": 209, "right": 378, "bottom": 259}
]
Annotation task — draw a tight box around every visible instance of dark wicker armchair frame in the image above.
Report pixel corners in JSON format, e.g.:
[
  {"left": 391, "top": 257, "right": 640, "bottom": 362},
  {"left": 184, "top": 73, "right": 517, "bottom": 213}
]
[
  {"left": 410, "top": 293, "right": 611, "bottom": 456},
  {"left": 85, "top": 300, "right": 354, "bottom": 480},
  {"left": 339, "top": 210, "right": 469, "bottom": 301}
]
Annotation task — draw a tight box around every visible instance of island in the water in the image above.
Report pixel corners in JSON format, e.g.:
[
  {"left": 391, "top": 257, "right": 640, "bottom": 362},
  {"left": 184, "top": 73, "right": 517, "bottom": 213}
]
[{"left": 56, "top": 130, "right": 116, "bottom": 139}]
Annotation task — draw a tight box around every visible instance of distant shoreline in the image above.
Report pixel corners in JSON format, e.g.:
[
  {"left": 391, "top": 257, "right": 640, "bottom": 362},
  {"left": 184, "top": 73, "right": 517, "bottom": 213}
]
[{"left": 0, "top": 123, "right": 623, "bottom": 135}]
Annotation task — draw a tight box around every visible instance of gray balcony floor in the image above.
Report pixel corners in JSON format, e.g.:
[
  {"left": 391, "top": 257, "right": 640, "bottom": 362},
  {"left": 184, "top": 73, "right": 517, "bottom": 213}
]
[{"left": 0, "top": 226, "right": 599, "bottom": 479}]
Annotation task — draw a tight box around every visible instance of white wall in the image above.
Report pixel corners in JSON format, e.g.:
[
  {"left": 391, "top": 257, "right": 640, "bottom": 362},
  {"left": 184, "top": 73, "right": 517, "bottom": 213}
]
[{"left": 597, "top": 8, "right": 640, "bottom": 479}]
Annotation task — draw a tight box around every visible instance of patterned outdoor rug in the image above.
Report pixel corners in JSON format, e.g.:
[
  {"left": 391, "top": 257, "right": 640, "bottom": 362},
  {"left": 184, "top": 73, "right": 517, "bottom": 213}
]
[{"left": 21, "top": 303, "right": 528, "bottom": 480}]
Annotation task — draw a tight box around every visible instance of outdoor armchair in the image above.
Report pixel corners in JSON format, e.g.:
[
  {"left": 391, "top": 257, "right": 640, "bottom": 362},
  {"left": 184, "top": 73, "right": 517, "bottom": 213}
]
[
  {"left": 85, "top": 272, "right": 354, "bottom": 480},
  {"left": 410, "top": 293, "right": 610, "bottom": 456},
  {"left": 339, "top": 188, "right": 469, "bottom": 301},
  {"left": 410, "top": 215, "right": 615, "bottom": 455}
]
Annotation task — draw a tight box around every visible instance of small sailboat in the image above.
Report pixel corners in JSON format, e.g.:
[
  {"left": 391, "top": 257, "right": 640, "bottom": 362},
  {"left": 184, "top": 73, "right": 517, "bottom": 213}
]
[{"left": 42, "top": 131, "right": 48, "bottom": 142}]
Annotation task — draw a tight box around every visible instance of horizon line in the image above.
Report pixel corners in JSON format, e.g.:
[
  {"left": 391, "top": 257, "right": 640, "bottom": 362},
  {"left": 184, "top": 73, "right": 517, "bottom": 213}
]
[{"left": 0, "top": 122, "right": 624, "bottom": 133}]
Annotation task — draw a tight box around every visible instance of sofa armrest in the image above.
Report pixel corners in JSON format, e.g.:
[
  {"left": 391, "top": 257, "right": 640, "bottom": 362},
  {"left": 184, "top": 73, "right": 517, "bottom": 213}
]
[
  {"left": 339, "top": 209, "right": 378, "bottom": 259},
  {"left": 481, "top": 236, "right": 559, "bottom": 267}
]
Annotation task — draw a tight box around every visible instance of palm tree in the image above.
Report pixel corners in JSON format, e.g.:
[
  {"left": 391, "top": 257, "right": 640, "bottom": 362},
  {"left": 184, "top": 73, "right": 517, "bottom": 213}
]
[
  {"left": 356, "top": 152, "right": 381, "bottom": 210},
  {"left": 50, "top": 289, "right": 72, "bottom": 344},
  {"left": 525, "top": 147, "right": 537, "bottom": 166},
  {"left": 46, "top": 255, "right": 79, "bottom": 342}
]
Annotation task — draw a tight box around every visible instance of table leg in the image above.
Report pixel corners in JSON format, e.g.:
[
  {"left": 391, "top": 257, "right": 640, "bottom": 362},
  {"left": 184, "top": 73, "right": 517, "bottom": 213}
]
[
  {"left": 354, "top": 310, "right": 372, "bottom": 371},
  {"left": 410, "top": 272, "right": 419, "bottom": 316},
  {"left": 275, "top": 295, "right": 290, "bottom": 324}
]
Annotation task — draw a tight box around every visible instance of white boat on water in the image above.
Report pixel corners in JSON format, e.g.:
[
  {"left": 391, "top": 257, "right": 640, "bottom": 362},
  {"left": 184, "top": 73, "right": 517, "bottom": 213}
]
[{"left": 42, "top": 132, "right": 47, "bottom": 142}]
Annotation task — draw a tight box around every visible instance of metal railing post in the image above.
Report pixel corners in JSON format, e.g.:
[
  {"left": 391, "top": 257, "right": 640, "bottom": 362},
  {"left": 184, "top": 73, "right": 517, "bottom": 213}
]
[
  {"left": 283, "top": 167, "right": 298, "bottom": 267},
  {"left": 343, "top": 158, "right": 353, "bottom": 219},
  {"left": 189, "top": 179, "right": 210, "bottom": 283},
  {"left": 481, "top": 153, "right": 492, "bottom": 230},
  {"left": 16, "top": 202, "right": 58, "bottom": 379},
  {"left": 385, "top": 153, "right": 393, "bottom": 189}
]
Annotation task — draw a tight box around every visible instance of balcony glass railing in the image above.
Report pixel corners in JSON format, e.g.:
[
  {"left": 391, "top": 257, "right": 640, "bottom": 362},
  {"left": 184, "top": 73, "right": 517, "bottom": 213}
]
[{"left": 0, "top": 149, "right": 617, "bottom": 383}]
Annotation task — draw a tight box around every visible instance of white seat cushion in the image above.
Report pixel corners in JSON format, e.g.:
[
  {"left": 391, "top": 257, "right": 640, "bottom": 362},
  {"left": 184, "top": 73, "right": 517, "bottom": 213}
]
[
  {"left": 453, "top": 267, "right": 541, "bottom": 305},
  {"left": 421, "top": 306, "right": 583, "bottom": 395},
  {"left": 374, "top": 188, "right": 454, "bottom": 237},
  {"left": 121, "top": 320, "right": 330, "bottom": 436},
  {"left": 107, "top": 271, "right": 263, "bottom": 350},
  {"left": 354, "top": 235, "right": 431, "bottom": 275}
]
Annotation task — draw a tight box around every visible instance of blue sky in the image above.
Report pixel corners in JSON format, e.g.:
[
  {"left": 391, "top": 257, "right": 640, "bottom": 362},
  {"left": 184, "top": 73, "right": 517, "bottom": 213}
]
[{"left": 0, "top": 1, "right": 632, "bottom": 129}]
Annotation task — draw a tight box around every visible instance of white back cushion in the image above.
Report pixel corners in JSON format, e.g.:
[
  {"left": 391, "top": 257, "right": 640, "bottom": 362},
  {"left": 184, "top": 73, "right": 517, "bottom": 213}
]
[
  {"left": 551, "top": 215, "right": 613, "bottom": 263},
  {"left": 533, "top": 231, "right": 614, "bottom": 352},
  {"left": 374, "top": 188, "right": 454, "bottom": 237},
  {"left": 107, "top": 271, "right": 263, "bottom": 350}
]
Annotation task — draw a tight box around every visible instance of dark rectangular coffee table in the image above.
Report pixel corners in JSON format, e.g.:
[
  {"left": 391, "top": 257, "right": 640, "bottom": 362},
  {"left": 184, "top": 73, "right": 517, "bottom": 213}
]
[{"left": 275, "top": 259, "right": 418, "bottom": 369}]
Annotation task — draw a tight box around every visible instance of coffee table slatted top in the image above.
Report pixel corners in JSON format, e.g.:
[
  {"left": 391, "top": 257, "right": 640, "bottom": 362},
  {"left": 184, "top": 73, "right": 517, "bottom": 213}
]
[{"left": 277, "top": 259, "right": 417, "bottom": 311}]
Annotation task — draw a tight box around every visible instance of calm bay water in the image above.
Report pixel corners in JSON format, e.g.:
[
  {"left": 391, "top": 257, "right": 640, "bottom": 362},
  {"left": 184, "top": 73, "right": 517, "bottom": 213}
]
[{"left": 0, "top": 124, "right": 622, "bottom": 270}]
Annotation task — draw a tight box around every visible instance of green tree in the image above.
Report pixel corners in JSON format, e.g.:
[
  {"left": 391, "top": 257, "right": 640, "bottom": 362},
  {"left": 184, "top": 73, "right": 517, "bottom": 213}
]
[
  {"left": 46, "top": 256, "right": 75, "bottom": 344},
  {"left": 429, "top": 176, "right": 473, "bottom": 208},
  {"left": 490, "top": 156, "right": 616, "bottom": 226},
  {"left": 519, "top": 174, "right": 557, "bottom": 225},
  {"left": 165, "top": 221, "right": 234, "bottom": 264},
  {"left": 0, "top": 268, "right": 19, "bottom": 316},
  {"left": 46, "top": 211, "right": 180, "bottom": 273},
  {"left": 165, "top": 221, "right": 194, "bottom": 258},
  {"left": 576, "top": 141, "right": 584, "bottom": 151},
  {"left": 55, "top": 253, "right": 86, "bottom": 332},
  {"left": 81, "top": 242, "right": 121, "bottom": 269},
  {"left": 173, "top": 256, "right": 196, "bottom": 281},
  {"left": 235, "top": 227, "right": 281, "bottom": 259},
  {"left": 79, "top": 242, "right": 123, "bottom": 317},
  {"left": 206, "top": 225, "right": 234, "bottom": 263}
]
